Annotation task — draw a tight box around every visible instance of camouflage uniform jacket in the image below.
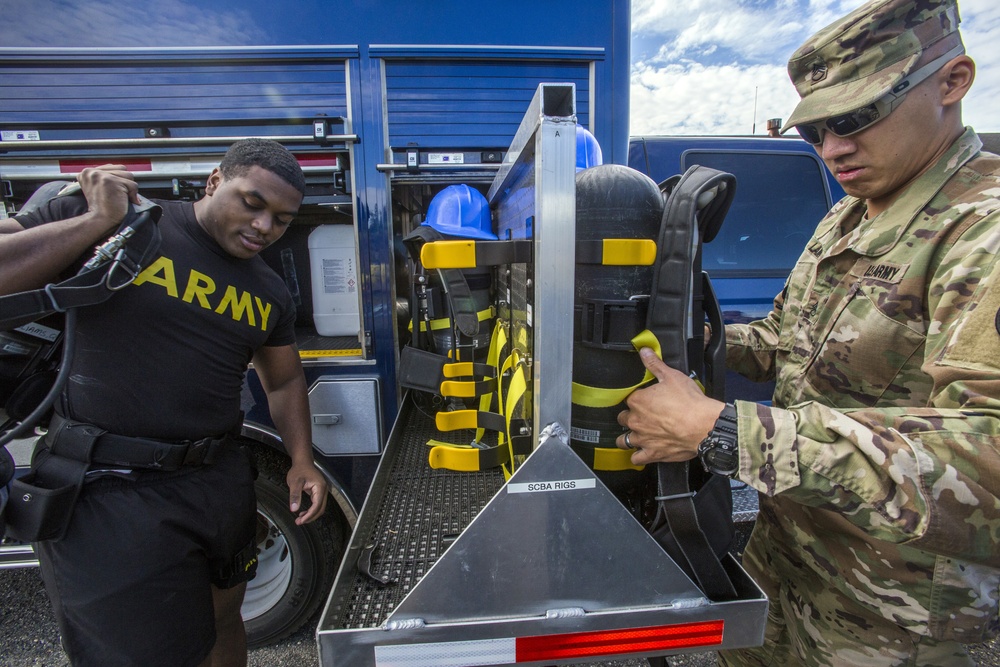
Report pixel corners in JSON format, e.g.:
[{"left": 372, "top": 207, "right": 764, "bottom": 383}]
[{"left": 725, "top": 127, "right": 1000, "bottom": 642}]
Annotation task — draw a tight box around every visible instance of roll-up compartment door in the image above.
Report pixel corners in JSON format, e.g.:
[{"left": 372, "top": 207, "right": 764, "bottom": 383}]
[
  {"left": 0, "top": 49, "right": 352, "bottom": 129},
  {"left": 383, "top": 58, "right": 591, "bottom": 149}
]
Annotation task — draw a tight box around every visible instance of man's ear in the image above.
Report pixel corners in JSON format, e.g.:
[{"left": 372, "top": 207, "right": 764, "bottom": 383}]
[
  {"left": 204, "top": 168, "right": 222, "bottom": 195},
  {"left": 940, "top": 55, "right": 975, "bottom": 107}
]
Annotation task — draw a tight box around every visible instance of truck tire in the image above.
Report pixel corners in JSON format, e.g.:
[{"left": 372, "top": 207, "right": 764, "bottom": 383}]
[{"left": 242, "top": 446, "right": 346, "bottom": 648}]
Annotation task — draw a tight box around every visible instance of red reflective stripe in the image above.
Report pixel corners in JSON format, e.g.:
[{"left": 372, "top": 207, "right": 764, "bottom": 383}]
[
  {"left": 515, "top": 620, "right": 725, "bottom": 662},
  {"left": 295, "top": 153, "right": 338, "bottom": 167},
  {"left": 59, "top": 159, "right": 152, "bottom": 173}
]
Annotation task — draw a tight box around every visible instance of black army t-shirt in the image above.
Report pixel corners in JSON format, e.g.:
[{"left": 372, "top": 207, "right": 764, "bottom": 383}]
[{"left": 17, "top": 197, "right": 296, "bottom": 440}]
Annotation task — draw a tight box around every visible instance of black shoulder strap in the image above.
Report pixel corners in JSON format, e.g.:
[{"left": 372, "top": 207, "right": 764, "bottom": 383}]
[
  {"left": 0, "top": 197, "right": 163, "bottom": 332},
  {"left": 402, "top": 225, "right": 480, "bottom": 339},
  {"left": 647, "top": 165, "right": 737, "bottom": 601},
  {"left": 1, "top": 194, "right": 163, "bottom": 479}
]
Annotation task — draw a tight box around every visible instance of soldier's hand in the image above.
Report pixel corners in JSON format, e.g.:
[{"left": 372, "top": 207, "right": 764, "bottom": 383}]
[
  {"left": 286, "top": 461, "right": 328, "bottom": 525},
  {"left": 615, "top": 347, "right": 725, "bottom": 466},
  {"left": 77, "top": 164, "right": 141, "bottom": 234}
]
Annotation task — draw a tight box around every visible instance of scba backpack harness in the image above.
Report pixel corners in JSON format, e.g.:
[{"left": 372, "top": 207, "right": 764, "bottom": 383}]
[
  {"left": 646, "top": 165, "right": 738, "bottom": 602},
  {"left": 569, "top": 163, "right": 739, "bottom": 601},
  {"left": 0, "top": 182, "right": 163, "bottom": 541}
]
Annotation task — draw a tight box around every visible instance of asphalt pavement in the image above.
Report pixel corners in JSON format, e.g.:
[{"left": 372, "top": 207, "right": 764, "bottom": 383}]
[
  {"left": 0, "top": 565, "right": 714, "bottom": 666},
  {"left": 2, "top": 565, "right": 998, "bottom": 666},
  {"left": 0, "top": 566, "right": 318, "bottom": 667}
]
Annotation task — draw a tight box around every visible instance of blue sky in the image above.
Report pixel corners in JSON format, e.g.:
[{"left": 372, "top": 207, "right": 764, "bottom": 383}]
[{"left": 629, "top": 0, "right": 1000, "bottom": 135}]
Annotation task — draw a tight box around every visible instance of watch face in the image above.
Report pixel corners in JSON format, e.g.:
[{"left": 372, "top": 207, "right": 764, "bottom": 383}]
[
  {"left": 699, "top": 404, "right": 739, "bottom": 476},
  {"left": 700, "top": 436, "right": 739, "bottom": 476}
]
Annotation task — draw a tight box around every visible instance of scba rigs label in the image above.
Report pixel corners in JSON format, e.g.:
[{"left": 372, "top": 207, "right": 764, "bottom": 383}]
[{"left": 506, "top": 478, "right": 596, "bottom": 494}]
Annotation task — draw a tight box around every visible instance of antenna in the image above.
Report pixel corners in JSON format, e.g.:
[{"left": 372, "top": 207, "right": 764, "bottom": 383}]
[{"left": 752, "top": 86, "right": 758, "bottom": 134}]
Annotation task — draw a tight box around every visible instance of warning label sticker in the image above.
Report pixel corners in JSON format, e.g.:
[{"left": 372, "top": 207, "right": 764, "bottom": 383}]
[
  {"left": 1, "top": 130, "right": 40, "bottom": 141},
  {"left": 428, "top": 152, "right": 464, "bottom": 164}
]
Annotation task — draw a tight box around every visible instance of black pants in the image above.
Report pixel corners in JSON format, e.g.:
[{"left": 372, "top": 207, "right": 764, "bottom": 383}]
[{"left": 36, "top": 445, "right": 257, "bottom": 667}]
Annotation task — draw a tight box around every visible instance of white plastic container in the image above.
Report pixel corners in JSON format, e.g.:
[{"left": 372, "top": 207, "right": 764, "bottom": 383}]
[{"left": 309, "top": 225, "right": 361, "bottom": 337}]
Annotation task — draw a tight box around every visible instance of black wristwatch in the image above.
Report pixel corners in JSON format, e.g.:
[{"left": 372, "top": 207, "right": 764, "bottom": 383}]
[{"left": 697, "top": 403, "right": 740, "bottom": 476}]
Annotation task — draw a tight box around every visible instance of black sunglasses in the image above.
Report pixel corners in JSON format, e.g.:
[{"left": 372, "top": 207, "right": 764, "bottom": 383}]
[
  {"left": 794, "top": 46, "right": 963, "bottom": 146},
  {"left": 795, "top": 95, "right": 900, "bottom": 145}
]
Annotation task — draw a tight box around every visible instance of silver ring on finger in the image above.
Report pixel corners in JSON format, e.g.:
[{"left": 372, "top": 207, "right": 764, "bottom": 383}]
[{"left": 623, "top": 431, "right": 635, "bottom": 449}]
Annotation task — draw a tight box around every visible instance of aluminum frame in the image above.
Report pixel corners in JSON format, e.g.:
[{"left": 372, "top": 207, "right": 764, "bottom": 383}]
[{"left": 488, "top": 82, "right": 577, "bottom": 440}]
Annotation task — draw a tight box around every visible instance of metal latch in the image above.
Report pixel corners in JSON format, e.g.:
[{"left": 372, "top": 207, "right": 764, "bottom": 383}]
[{"left": 312, "top": 414, "right": 342, "bottom": 425}]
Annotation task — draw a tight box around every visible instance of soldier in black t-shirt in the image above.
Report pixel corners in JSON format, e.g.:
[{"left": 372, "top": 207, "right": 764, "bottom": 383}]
[{"left": 0, "top": 139, "right": 328, "bottom": 667}]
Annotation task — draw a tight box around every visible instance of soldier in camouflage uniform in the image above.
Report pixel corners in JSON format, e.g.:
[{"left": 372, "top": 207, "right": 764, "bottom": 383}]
[{"left": 615, "top": 0, "right": 1000, "bottom": 664}]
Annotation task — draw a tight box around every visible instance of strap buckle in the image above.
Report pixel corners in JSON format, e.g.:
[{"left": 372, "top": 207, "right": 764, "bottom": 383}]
[
  {"left": 181, "top": 435, "right": 228, "bottom": 467},
  {"left": 574, "top": 297, "right": 648, "bottom": 350}
]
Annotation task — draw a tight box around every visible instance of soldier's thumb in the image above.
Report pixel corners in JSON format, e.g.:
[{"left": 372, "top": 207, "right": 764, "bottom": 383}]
[
  {"left": 289, "top": 483, "right": 303, "bottom": 513},
  {"left": 639, "top": 347, "right": 674, "bottom": 383}
]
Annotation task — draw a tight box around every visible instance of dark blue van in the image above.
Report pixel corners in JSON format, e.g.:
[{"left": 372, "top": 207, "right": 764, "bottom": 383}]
[{"left": 629, "top": 135, "right": 846, "bottom": 401}]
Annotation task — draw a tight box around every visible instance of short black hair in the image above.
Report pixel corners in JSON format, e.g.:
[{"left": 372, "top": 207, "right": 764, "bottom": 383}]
[{"left": 219, "top": 138, "right": 306, "bottom": 195}]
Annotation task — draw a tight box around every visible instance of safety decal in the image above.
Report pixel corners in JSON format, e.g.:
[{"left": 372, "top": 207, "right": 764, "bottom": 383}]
[{"left": 1, "top": 130, "right": 40, "bottom": 141}]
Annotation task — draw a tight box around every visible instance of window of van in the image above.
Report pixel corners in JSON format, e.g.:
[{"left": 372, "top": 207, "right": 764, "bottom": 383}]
[{"left": 682, "top": 151, "right": 830, "bottom": 274}]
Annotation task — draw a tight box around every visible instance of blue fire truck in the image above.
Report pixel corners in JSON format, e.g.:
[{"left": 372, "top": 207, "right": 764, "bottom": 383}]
[{"left": 0, "top": 0, "right": 632, "bottom": 649}]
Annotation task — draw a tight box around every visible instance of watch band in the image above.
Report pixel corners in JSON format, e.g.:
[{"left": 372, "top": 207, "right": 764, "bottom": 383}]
[{"left": 697, "top": 403, "right": 739, "bottom": 476}]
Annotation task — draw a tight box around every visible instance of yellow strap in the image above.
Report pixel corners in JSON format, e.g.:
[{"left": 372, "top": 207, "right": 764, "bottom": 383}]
[
  {"left": 420, "top": 240, "right": 476, "bottom": 269},
  {"left": 428, "top": 319, "right": 524, "bottom": 473},
  {"left": 570, "top": 329, "right": 662, "bottom": 408},
  {"left": 428, "top": 446, "right": 482, "bottom": 472},
  {"left": 425, "top": 439, "right": 472, "bottom": 448},
  {"left": 408, "top": 306, "right": 494, "bottom": 333},
  {"left": 501, "top": 361, "right": 528, "bottom": 480},
  {"left": 593, "top": 447, "right": 645, "bottom": 471},
  {"left": 440, "top": 380, "right": 490, "bottom": 398},
  {"left": 435, "top": 410, "right": 479, "bottom": 431},
  {"left": 475, "top": 321, "right": 508, "bottom": 443},
  {"left": 514, "top": 325, "right": 528, "bottom": 350},
  {"left": 602, "top": 239, "right": 657, "bottom": 266},
  {"left": 443, "top": 362, "right": 474, "bottom": 378}
]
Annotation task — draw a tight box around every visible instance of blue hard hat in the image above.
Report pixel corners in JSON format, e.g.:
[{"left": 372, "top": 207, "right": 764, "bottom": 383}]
[
  {"left": 422, "top": 184, "right": 497, "bottom": 240},
  {"left": 576, "top": 126, "right": 603, "bottom": 171}
]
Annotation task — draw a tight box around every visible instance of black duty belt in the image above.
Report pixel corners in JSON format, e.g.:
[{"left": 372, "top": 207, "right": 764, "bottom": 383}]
[
  {"left": 6, "top": 413, "right": 235, "bottom": 542},
  {"left": 47, "top": 413, "right": 233, "bottom": 471}
]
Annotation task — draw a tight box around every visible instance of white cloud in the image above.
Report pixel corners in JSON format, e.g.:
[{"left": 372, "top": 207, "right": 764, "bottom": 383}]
[
  {"left": 956, "top": 0, "right": 1000, "bottom": 133},
  {"left": 631, "top": 61, "right": 798, "bottom": 135},
  {"left": 633, "top": 0, "right": 809, "bottom": 64},
  {"left": 631, "top": 0, "right": 1000, "bottom": 135}
]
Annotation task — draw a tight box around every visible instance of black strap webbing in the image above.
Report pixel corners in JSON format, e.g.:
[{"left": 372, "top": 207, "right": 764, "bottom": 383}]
[
  {"left": 647, "top": 165, "right": 737, "bottom": 601},
  {"left": 402, "top": 226, "right": 480, "bottom": 337},
  {"left": 0, "top": 200, "right": 162, "bottom": 332}
]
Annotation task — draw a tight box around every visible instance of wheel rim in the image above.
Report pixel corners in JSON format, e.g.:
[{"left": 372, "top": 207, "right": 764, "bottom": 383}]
[{"left": 241, "top": 508, "right": 293, "bottom": 621}]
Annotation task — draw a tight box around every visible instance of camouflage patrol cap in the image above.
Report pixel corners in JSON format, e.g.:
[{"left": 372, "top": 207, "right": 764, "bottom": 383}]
[{"left": 781, "top": 0, "right": 963, "bottom": 132}]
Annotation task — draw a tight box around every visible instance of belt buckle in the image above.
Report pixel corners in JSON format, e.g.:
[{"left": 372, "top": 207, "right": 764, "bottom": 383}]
[
  {"left": 183, "top": 435, "right": 227, "bottom": 467},
  {"left": 183, "top": 439, "right": 209, "bottom": 466}
]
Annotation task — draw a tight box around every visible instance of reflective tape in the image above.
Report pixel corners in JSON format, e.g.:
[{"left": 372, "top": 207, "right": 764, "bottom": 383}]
[
  {"left": 373, "top": 620, "right": 725, "bottom": 665},
  {"left": 375, "top": 637, "right": 515, "bottom": 666}
]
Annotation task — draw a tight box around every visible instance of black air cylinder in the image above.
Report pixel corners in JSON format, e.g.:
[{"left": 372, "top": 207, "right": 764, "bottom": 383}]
[{"left": 571, "top": 164, "right": 664, "bottom": 448}]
